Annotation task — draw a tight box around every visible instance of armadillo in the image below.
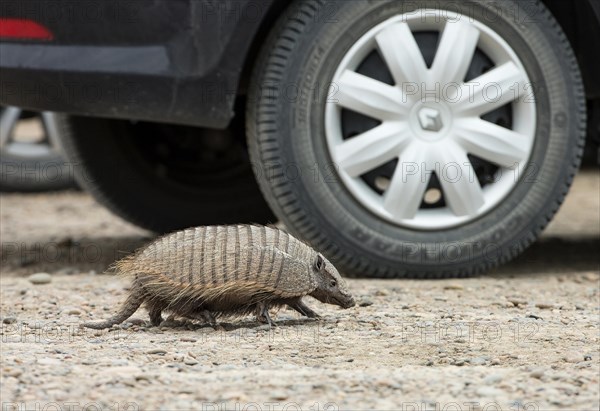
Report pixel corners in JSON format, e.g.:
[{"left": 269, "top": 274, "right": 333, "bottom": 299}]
[{"left": 83, "top": 224, "right": 355, "bottom": 329}]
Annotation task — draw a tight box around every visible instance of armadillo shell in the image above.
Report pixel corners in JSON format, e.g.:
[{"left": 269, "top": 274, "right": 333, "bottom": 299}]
[{"left": 114, "top": 225, "right": 319, "bottom": 310}]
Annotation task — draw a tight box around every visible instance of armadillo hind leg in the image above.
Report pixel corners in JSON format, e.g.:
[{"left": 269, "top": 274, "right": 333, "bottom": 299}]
[
  {"left": 82, "top": 287, "right": 144, "bottom": 330},
  {"left": 148, "top": 306, "right": 163, "bottom": 327},
  {"left": 255, "top": 302, "right": 275, "bottom": 328},
  {"left": 288, "top": 298, "right": 320, "bottom": 319}
]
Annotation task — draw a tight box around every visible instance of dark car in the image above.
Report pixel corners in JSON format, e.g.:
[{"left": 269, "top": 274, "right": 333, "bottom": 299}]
[{"left": 1, "top": 0, "right": 599, "bottom": 278}]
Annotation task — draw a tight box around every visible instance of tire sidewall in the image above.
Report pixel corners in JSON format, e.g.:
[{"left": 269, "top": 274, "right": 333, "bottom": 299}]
[{"left": 62, "top": 116, "right": 274, "bottom": 232}]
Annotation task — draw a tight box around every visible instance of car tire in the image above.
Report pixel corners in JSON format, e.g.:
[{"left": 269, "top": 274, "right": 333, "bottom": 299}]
[
  {"left": 0, "top": 107, "right": 75, "bottom": 192},
  {"left": 247, "top": 0, "right": 586, "bottom": 278},
  {"left": 61, "top": 115, "right": 275, "bottom": 233}
]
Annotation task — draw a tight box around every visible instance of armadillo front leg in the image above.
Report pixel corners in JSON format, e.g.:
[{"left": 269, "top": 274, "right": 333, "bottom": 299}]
[
  {"left": 180, "top": 310, "right": 220, "bottom": 330},
  {"left": 255, "top": 301, "right": 275, "bottom": 327},
  {"left": 288, "top": 298, "right": 320, "bottom": 319},
  {"left": 201, "top": 310, "right": 218, "bottom": 328}
]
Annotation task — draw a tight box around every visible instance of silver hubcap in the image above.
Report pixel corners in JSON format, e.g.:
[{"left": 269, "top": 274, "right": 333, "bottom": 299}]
[
  {"left": 325, "top": 10, "right": 536, "bottom": 229},
  {"left": 0, "top": 107, "right": 61, "bottom": 158}
]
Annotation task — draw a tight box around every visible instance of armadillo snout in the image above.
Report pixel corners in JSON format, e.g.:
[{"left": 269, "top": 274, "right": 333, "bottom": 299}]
[
  {"left": 326, "top": 290, "right": 356, "bottom": 309},
  {"left": 340, "top": 294, "right": 355, "bottom": 309}
]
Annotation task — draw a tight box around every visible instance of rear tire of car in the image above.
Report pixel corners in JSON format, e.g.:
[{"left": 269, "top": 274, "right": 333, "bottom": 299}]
[
  {"left": 61, "top": 115, "right": 275, "bottom": 233},
  {"left": 247, "top": 0, "right": 586, "bottom": 278}
]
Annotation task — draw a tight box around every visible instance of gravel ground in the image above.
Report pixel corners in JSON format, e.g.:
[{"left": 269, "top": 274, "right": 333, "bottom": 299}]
[{"left": 1, "top": 170, "right": 599, "bottom": 411}]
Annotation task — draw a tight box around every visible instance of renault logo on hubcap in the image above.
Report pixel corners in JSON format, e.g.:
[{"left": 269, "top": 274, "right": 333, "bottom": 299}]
[{"left": 418, "top": 107, "right": 443, "bottom": 132}]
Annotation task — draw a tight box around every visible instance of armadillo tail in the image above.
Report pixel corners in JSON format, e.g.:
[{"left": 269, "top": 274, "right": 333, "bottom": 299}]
[{"left": 82, "top": 288, "right": 144, "bottom": 330}]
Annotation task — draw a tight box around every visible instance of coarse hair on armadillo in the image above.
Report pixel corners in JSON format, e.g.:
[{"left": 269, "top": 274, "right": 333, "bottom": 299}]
[{"left": 83, "top": 224, "right": 327, "bottom": 329}]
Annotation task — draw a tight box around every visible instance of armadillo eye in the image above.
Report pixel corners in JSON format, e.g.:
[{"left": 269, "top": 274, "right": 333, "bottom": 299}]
[{"left": 330, "top": 280, "right": 337, "bottom": 287}]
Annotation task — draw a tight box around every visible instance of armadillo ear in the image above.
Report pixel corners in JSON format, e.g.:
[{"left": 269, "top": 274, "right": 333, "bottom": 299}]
[{"left": 314, "top": 254, "right": 326, "bottom": 272}]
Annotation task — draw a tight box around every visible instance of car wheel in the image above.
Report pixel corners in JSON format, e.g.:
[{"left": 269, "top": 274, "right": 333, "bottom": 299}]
[
  {"left": 0, "top": 106, "right": 75, "bottom": 192},
  {"left": 61, "top": 114, "right": 274, "bottom": 233},
  {"left": 247, "top": 0, "right": 586, "bottom": 278}
]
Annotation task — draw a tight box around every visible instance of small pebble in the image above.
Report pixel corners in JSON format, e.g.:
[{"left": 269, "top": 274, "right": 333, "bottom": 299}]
[
  {"left": 6, "top": 369, "right": 22, "bottom": 378},
  {"left": 494, "top": 300, "right": 514, "bottom": 308},
  {"left": 535, "top": 302, "right": 554, "bottom": 309},
  {"left": 476, "top": 387, "right": 503, "bottom": 397},
  {"left": 443, "top": 283, "right": 464, "bottom": 290},
  {"left": 530, "top": 368, "right": 546, "bottom": 379},
  {"left": 223, "top": 391, "right": 246, "bottom": 401},
  {"left": 270, "top": 392, "right": 288, "bottom": 401},
  {"left": 3, "top": 317, "right": 17, "bottom": 324},
  {"left": 563, "top": 353, "right": 582, "bottom": 363},
  {"left": 28, "top": 273, "right": 52, "bottom": 285},
  {"left": 469, "top": 357, "right": 487, "bottom": 365},
  {"left": 147, "top": 349, "right": 167, "bottom": 355},
  {"left": 508, "top": 297, "right": 527, "bottom": 306},
  {"left": 135, "top": 374, "right": 153, "bottom": 381},
  {"left": 66, "top": 308, "right": 82, "bottom": 316}
]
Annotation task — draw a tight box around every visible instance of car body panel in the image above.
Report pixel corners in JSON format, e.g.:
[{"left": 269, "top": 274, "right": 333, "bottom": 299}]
[
  {"left": 0, "top": 0, "right": 277, "bottom": 128},
  {"left": 0, "top": 0, "right": 598, "bottom": 128}
]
